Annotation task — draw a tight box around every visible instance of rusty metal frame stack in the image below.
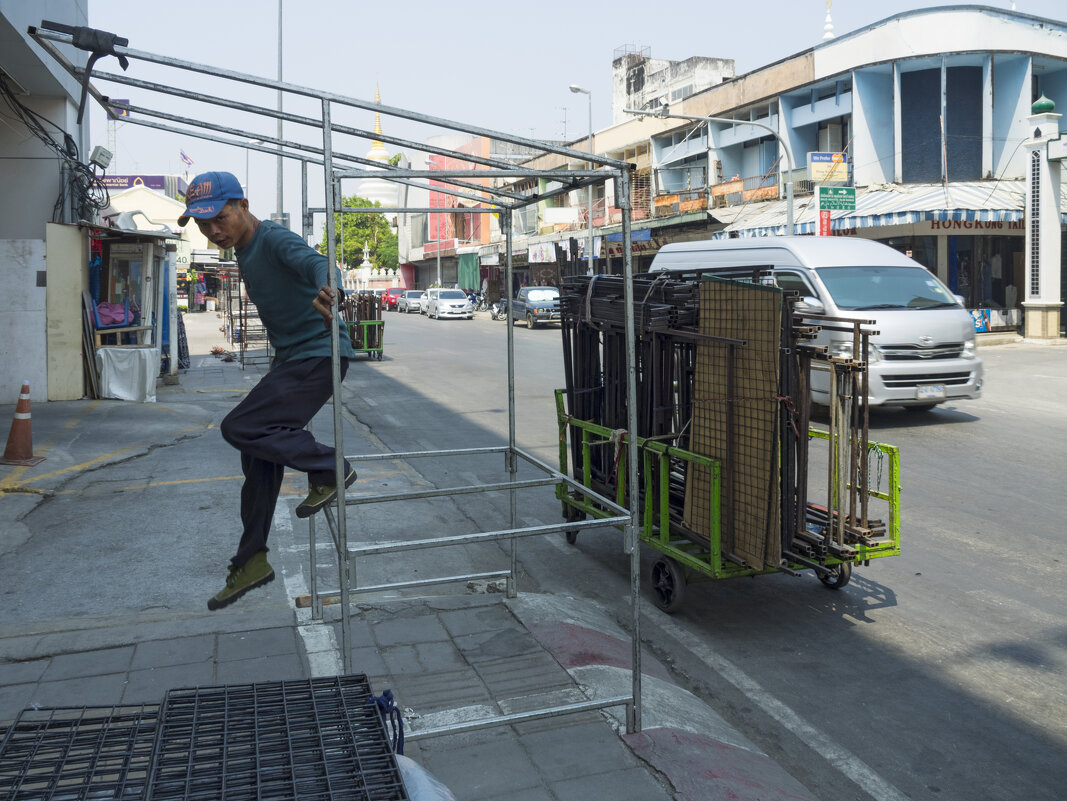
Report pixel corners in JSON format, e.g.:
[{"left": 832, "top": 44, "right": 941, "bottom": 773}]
[{"left": 29, "top": 20, "right": 645, "bottom": 738}]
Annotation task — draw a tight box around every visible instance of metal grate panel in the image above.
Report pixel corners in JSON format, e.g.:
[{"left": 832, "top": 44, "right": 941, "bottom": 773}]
[
  {"left": 147, "top": 676, "right": 407, "bottom": 801},
  {"left": 684, "top": 277, "right": 782, "bottom": 568},
  {"left": 0, "top": 705, "right": 158, "bottom": 800}
]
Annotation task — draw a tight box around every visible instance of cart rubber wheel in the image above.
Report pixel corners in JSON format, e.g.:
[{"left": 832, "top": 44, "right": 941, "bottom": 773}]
[
  {"left": 563, "top": 506, "right": 585, "bottom": 545},
  {"left": 819, "top": 561, "right": 852, "bottom": 589},
  {"left": 650, "top": 557, "right": 686, "bottom": 613}
]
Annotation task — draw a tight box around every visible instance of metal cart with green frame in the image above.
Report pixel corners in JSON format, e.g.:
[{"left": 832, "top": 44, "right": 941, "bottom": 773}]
[
  {"left": 344, "top": 292, "right": 384, "bottom": 360},
  {"left": 555, "top": 390, "right": 901, "bottom": 611},
  {"left": 553, "top": 272, "right": 902, "bottom": 612},
  {"left": 347, "top": 319, "right": 384, "bottom": 360}
]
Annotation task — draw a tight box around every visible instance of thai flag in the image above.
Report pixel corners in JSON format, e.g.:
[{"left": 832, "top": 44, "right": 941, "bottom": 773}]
[{"left": 179, "top": 150, "right": 194, "bottom": 166}]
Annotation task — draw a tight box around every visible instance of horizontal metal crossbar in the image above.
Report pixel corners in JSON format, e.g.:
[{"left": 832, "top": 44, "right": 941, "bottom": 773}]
[
  {"left": 338, "top": 168, "right": 603, "bottom": 180},
  {"left": 318, "top": 570, "right": 511, "bottom": 600},
  {"left": 30, "top": 26, "right": 631, "bottom": 169},
  {"left": 327, "top": 206, "right": 502, "bottom": 214},
  {"left": 406, "top": 696, "right": 633, "bottom": 741},
  {"left": 345, "top": 476, "right": 562, "bottom": 507},
  {"left": 346, "top": 445, "right": 507, "bottom": 462},
  {"left": 348, "top": 516, "right": 627, "bottom": 557},
  {"left": 82, "top": 67, "right": 539, "bottom": 176},
  {"left": 338, "top": 445, "right": 629, "bottom": 519}
]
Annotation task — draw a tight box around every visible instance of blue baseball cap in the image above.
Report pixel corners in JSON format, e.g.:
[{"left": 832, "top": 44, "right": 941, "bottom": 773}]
[{"left": 178, "top": 171, "right": 244, "bottom": 226}]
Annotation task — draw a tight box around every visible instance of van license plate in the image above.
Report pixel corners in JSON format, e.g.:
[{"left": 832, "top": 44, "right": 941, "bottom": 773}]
[{"left": 916, "top": 384, "right": 946, "bottom": 400}]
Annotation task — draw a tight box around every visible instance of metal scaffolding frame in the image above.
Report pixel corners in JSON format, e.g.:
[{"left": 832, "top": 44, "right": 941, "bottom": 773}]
[{"left": 30, "top": 22, "right": 644, "bottom": 735}]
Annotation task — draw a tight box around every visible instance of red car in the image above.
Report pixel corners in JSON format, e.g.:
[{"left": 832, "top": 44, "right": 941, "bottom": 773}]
[{"left": 384, "top": 287, "right": 404, "bottom": 310}]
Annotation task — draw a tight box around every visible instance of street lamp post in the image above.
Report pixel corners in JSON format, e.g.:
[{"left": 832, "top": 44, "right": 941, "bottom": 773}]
[
  {"left": 275, "top": 0, "right": 284, "bottom": 223},
  {"left": 569, "top": 85, "right": 595, "bottom": 274},
  {"left": 244, "top": 139, "right": 263, "bottom": 203},
  {"left": 428, "top": 157, "right": 442, "bottom": 286},
  {"left": 625, "top": 106, "right": 796, "bottom": 234}
]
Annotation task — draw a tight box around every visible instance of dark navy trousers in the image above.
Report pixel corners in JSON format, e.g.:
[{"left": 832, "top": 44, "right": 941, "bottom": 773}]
[{"left": 220, "top": 356, "right": 349, "bottom": 568}]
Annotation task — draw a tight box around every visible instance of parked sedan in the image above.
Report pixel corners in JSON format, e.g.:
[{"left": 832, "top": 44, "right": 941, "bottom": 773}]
[
  {"left": 384, "top": 287, "right": 404, "bottom": 310},
  {"left": 427, "top": 288, "right": 474, "bottom": 320},
  {"left": 397, "top": 290, "right": 424, "bottom": 313}
]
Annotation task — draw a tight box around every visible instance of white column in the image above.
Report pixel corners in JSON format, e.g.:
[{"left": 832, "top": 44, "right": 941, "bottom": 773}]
[{"left": 1022, "top": 101, "right": 1063, "bottom": 339}]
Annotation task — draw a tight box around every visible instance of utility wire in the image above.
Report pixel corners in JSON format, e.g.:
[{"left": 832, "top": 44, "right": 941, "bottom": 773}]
[{"left": 0, "top": 72, "right": 110, "bottom": 222}]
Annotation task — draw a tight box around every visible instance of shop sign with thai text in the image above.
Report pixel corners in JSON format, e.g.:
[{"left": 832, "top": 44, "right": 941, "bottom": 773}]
[{"left": 808, "top": 152, "right": 849, "bottom": 183}]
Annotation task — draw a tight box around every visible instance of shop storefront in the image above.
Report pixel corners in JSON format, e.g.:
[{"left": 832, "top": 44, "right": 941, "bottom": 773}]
[{"left": 870, "top": 219, "right": 1028, "bottom": 331}]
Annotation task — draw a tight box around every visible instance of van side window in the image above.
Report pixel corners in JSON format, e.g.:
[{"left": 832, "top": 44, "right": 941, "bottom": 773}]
[{"left": 774, "top": 271, "right": 815, "bottom": 297}]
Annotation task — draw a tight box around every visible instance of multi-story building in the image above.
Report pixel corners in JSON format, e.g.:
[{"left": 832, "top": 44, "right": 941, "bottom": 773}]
[{"left": 405, "top": 6, "right": 1066, "bottom": 335}]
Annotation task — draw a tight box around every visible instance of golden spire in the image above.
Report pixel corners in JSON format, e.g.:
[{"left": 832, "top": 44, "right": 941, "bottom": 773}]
[{"left": 373, "top": 83, "right": 384, "bottom": 148}]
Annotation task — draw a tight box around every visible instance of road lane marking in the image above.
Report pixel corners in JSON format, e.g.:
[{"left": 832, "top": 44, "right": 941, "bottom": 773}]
[
  {"left": 653, "top": 612, "right": 910, "bottom": 801},
  {"left": 1, "top": 424, "right": 211, "bottom": 489},
  {"left": 275, "top": 504, "right": 343, "bottom": 677}
]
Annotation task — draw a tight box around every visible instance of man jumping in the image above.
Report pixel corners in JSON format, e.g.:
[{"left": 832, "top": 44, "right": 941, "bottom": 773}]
[{"left": 178, "top": 171, "right": 356, "bottom": 610}]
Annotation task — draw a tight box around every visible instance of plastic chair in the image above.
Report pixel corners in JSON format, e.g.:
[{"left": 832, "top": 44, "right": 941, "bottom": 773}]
[{"left": 93, "top": 297, "right": 133, "bottom": 330}]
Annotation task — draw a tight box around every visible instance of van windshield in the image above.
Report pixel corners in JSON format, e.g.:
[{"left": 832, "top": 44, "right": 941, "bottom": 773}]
[{"left": 815, "top": 266, "right": 959, "bottom": 310}]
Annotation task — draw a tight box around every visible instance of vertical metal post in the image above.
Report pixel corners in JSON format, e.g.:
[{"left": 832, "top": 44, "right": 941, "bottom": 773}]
[
  {"left": 166, "top": 250, "right": 177, "bottom": 378},
  {"left": 504, "top": 209, "right": 518, "bottom": 598},
  {"left": 828, "top": 364, "right": 838, "bottom": 527},
  {"left": 569, "top": 85, "right": 595, "bottom": 274},
  {"left": 618, "top": 168, "right": 642, "bottom": 734},
  {"left": 321, "top": 98, "right": 351, "bottom": 674},
  {"left": 301, "top": 161, "right": 311, "bottom": 240},
  {"left": 300, "top": 157, "right": 311, "bottom": 241},
  {"left": 300, "top": 160, "right": 322, "bottom": 620}
]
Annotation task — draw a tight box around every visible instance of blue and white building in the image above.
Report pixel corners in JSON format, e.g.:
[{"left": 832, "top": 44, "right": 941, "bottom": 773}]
[{"left": 511, "top": 5, "right": 1067, "bottom": 336}]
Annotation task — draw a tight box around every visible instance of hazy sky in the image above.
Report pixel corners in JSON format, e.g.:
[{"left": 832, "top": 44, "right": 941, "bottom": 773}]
[{"left": 78, "top": 0, "right": 1066, "bottom": 219}]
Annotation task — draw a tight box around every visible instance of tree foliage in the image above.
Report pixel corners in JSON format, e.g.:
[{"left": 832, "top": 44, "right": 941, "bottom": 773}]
[{"left": 318, "top": 194, "right": 398, "bottom": 271}]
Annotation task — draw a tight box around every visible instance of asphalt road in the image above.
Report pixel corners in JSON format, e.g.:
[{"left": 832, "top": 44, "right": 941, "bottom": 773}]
[{"left": 368, "top": 308, "right": 1067, "bottom": 801}]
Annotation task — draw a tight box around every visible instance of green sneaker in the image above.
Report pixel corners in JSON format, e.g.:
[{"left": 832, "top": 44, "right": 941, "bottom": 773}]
[
  {"left": 207, "top": 551, "right": 275, "bottom": 611},
  {"left": 295, "top": 464, "right": 357, "bottom": 518}
]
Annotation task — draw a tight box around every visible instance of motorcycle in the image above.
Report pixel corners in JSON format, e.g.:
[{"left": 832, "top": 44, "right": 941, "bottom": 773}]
[
  {"left": 489, "top": 298, "right": 507, "bottom": 321},
  {"left": 467, "top": 291, "right": 489, "bottom": 312}
]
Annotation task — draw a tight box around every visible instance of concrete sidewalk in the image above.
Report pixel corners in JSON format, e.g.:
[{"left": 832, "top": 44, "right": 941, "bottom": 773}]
[{"left": 0, "top": 311, "right": 818, "bottom": 801}]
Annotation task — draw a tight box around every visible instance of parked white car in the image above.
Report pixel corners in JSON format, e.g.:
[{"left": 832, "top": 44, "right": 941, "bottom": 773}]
[{"left": 426, "top": 288, "right": 474, "bottom": 320}]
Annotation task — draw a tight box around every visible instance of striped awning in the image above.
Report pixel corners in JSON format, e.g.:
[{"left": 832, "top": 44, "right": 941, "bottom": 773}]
[{"left": 710, "top": 180, "right": 1067, "bottom": 238}]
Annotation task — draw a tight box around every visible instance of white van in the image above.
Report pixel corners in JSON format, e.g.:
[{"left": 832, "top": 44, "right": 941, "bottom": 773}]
[{"left": 649, "top": 236, "right": 983, "bottom": 410}]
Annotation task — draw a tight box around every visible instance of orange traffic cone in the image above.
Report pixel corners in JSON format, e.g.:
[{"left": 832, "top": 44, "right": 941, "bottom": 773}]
[{"left": 1, "top": 381, "right": 45, "bottom": 467}]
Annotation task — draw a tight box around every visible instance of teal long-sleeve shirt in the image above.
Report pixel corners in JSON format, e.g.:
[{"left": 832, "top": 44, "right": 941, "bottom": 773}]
[{"left": 234, "top": 220, "right": 355, "bottom": 365}]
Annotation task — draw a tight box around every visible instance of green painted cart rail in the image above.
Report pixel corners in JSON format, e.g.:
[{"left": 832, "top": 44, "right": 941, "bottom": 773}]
[
  {"left": 554, "top": 389, "right": 901, "bottom": 598},
  {"left": 347, "top": 320, "right": 384, "bottom": 360}
]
